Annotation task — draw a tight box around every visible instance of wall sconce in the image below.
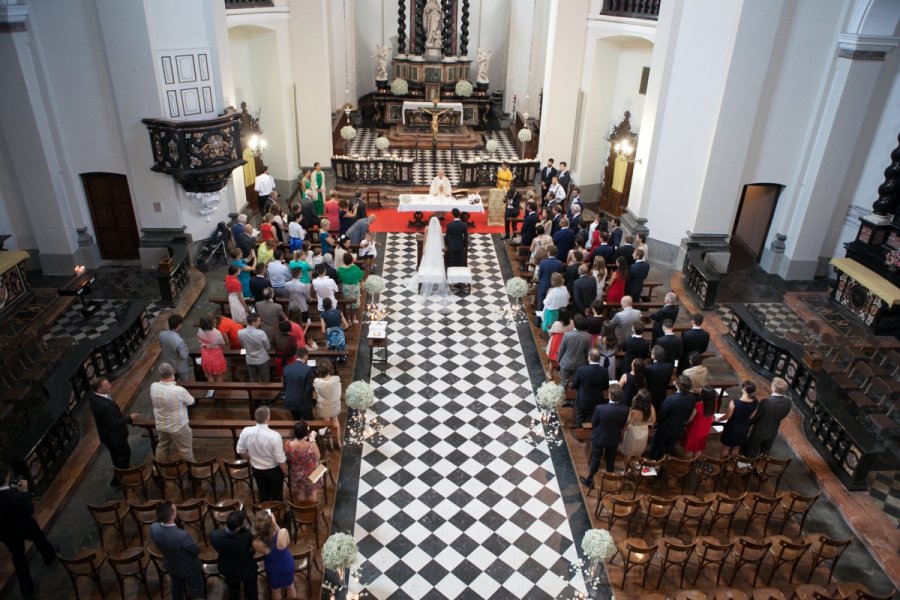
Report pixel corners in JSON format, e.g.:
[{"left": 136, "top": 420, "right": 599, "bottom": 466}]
[
  {"left": 614, "top": 140, "right": 642, "bottom": 163},
  {"left": 248, "top": 135, "right": 267, "bottom": 158}
]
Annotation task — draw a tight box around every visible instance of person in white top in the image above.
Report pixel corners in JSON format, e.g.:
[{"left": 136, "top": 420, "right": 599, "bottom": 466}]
[
  {"left": 149, "top": 362, "right": 196, "bottom": 462},
  {"left": 429, "top": 168, "right": 452, "bottom": 197},
  {"left": 235, "top": 406, "right": 287, "bottom": 501},
  {"left": 544, "top": 175, "right": 566, "bottom": 209},
  {"left": 254, "top": 166, "right": 275, "bottom": 212},
  {"left": 312, "top": 263, "right": 339, "bottom": 311}
]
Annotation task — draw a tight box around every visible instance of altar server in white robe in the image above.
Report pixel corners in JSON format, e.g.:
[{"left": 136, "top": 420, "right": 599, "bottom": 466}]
[{"left": 429, "top": 169, "right": 453, "bottom": 197}]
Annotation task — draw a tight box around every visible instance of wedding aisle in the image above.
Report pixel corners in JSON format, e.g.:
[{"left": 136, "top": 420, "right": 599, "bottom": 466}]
[{"left": 349, "top": 233, "right": 589, "bottom": 598}]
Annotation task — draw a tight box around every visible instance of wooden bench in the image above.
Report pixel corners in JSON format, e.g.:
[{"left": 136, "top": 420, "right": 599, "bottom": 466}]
[
  {"left": 177, "top": 381, "right": 285, "bottom": 419},
  {"left": 188, "top": 348, "right": 349, "bottom": 381},
  {"left": 207, "top": 296, "right": 357, "bottom": 323}
]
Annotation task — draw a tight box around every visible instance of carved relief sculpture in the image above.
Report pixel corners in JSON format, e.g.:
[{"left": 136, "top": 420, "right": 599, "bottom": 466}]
[
  {"left": 476, "top": 48, "right": 491, "bottom": 84},
  {"left": 373, "top": 43, "right": 391, "bottom": 81}
]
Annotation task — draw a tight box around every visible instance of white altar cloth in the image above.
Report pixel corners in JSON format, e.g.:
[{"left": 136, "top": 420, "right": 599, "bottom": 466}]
[{"left": 396, "top": 194, "right": 484, "bottom": 213}]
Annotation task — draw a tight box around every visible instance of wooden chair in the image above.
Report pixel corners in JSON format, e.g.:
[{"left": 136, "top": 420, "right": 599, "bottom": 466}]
[
  {"left": 287, "top": 501, "right": 328, "bottom": 548},
  {"left": 601, "top": 494, "right": 641, "bottom": 534},
  {"left": 704, "top": 492, "right": 745, "bottom": 536},
  {"left": 128, "top": 500, "right": 163, "bottom": 545},
  {"left": 728, "top": 536, "right": 772, "bottom": 587},
  {"left": 152, "top": 458, "right": 188, "bottom": 500},
  {"left": 86, "top": 501, "right": 128, "bottom": 548},
  {"left": 58, "top": 548, "right": 107, "bottom": 600},
  {"left": 714, "top": 590, "right": 749, "bottom": 600},
  {"left": 692, "top": 455, "right": 728, "bottom": 494},
  {"left": 778, "top": 491, "right": 820, "bottom": 534},
  {"left": 675, "top": 591, "right": 708, "bottom": 600},
  {"left": 187, "top": 458, "right": 223, "bottom": 502},
  {"left": 292, "top": 544, "right": 317, "bottom": 597},
  {"left": 693, "top": 536, "right": 733, "bottom": 586},
  {"left": 742, "top": 493, "right": 782, "bottom": 536},
  {"left": 836, "top": 582, "right": 898, "bottom": 600},
  {"left": 660, "top": 455, "right": 695, "bottom": 495},
  {"left": 176, "top": 499, "right": 210, "bottom": 546},
  {"left": 640, "top": 494, "right": 678, "bottom": 535},
  {"left": 593, "top": 472, "right": 626, "bottom": 518},
  {"left": 114, "top": 465, "right": 155, "bottom": 500},
  {"left": 627, "top": 457, "right": 663, "bottom": 499},
  {"left": 794, "top": 584, "right": 841, "bottom": 600},
  {"left": 207, "top": 498, "right": 244, "bottom": 529},
  {"left": 804, "top": 534, "right": 851, "bottom": 584},
  {"left": 199, "top": 546, "right": 225, "bottom": 596},
  {"left": 320, "top": 457, "right": 338, "bottom": 506},
  {"left": 222, "top": 459, "right": 256, "bottom": 503},
  {"left": 765, "top": 534, "right": 810, "bottom": 585},
  {"left": 751, "top": 589, "right": 787, "bottom": 600},
  {"left": 674, "top": 495, "right": 712, "bottom": 537},
  {"left": 252, "top": 501, "right": 287, "bottom": 527},
  {"left": 616, "top": 537, "right": 657, "bottom": 589},
  {"left": 148, "top": 544, "right": 177, "bottom": 599},
  {"left": 655, "top": 536, "right": 696, "bottom": 588},
  {"left": 721, "top": 455, "right": 757, "bottom": 493},
  {"left": 752, "top": 456, "right": 791, "bottom": 492},
  {"left": 107, "top": 547, "right": 153, "bottom": 600}
]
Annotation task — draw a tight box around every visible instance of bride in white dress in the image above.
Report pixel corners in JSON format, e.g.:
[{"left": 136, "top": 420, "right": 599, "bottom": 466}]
[{"left": 412, "top": 216, "right": 451, "bottom": 304}]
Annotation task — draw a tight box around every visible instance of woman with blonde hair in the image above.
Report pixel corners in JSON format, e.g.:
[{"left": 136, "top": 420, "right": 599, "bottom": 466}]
[
  {"left": 252, "top": 510, "right": 296, "bottom": 598},
  {"left": 313, "top": 359, "right": 342, "bottom": 446},
  {"left": 591, "top": 255, "right": 607, "bottom": 300},
  {"left": 541, "top": 272, "right": 569, "bottom": 333}
]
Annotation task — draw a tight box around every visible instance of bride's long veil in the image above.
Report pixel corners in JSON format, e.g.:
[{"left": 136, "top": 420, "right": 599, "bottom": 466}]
[{"left": 410, "top": 216, "right": 451, "bottom": 305}]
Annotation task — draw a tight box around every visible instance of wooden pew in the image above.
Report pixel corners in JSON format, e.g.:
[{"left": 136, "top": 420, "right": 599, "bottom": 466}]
[
  {"left": 188, "top": 348, "right": 349, "bottom": 381},
  {"left": 178, "top": 381, "right": 284, "bottom": 420}
]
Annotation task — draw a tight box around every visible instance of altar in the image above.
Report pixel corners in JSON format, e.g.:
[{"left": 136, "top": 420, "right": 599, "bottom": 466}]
[
  {"left": 0, "top": 250, "right": 31, "bottom": 317},
  {"left": 401, "top": 101, "right": 463, "bottom": 128}
]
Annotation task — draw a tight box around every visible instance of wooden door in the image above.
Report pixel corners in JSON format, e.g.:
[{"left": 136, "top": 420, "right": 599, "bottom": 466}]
[{"left": 80, "top": 173, "right": 140, "bottom": 259}]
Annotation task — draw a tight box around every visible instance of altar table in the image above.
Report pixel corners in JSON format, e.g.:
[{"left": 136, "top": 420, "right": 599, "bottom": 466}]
[
  {"left": 397, "top": 194, "right": 484, "bottom": 229},
  {"left": 0, "top": 250, "right": 30, "bottom": 317},
  {"left": 401, "top": 101, "right": 464, "bottom": 125}
]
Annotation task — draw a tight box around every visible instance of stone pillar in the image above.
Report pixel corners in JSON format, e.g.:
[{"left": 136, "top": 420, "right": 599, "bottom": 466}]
[
  {"left": 0, "top": 2, "right": 82, "bottom": 274},
  {"left": 537, "top": 0, "right": 590, "bottom": 162}
]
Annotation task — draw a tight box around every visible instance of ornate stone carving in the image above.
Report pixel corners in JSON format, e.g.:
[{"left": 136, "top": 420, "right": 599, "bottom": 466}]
[{"left": 186, "top": 190, "right": 222, "bottom": 217}]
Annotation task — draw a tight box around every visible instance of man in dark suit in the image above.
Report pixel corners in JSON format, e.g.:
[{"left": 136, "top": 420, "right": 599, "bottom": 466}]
[
  {"left": 589, "top": 231, "right": 615, "bottom": 265},
  {"left": 655, "top": 320, "right": 683, "bottom": 365},
  {"left": 557, "top": 161, "right": 572, "bottom": 192},
  {"left": 564, "top": 251, "right": 583, "bottom": 295},
  {"left": 553, "top": 219, "right": 575, "bottom": 261},
  {"left": 536, "top": 250, "right": 564, "bottom": 312},
  {"left": 0, "top": 463, "right": 57, "bottom": 598},
  {"left": 150, "top": 501, "right": 203, "bottom": 600},
  {"left": 557, "top": 315, "right": 592, "bottom": 388},
  {"left": 300, "top": 190, "right": 319, "bottom": 230},
  {"left": 445, "top": 208, "right": 468, "bottom": 267},
  {"left": 572, "top": 265, "right": 598, "bottom": 316},
  {"left": 614, "top": 235, "right": 636, "bottom": 266},
  {"left": 236, "top": 225, "right": 256, "bottom": 259},
  {"left": 743, "top": 377, "right": 793, "bottom": 457},
  {"left": 569, "top": 204, "right": 583, "bottom": 232},
  {"left": 550, "top": 204, "right": 564, "bottom": 236},
  {"left": 580, "top": 387, "right": 630, "bottom": 485},
  {"left": 211, "top": 510, "right": 258, "bottom": 600},
  {"left": 249, "top": 263, "right": 272, "bottom": 302},
  {"left": 567, "top": 187, "right": 584, "bottom": 220},
  {"left": 645, "top": 345, "right": 674, "bottom": 413},
  {"left": 502, "top": 187, "right": 522, "bottom": 240},
  {"left": 571, "top": 349, "right": 610, "bottom": 427},
  {"left": 540, "top": 158, "right": 557, "bottom": 197},
  {"left": 650, "top": 375, "right": 696, "bottom": 459},
  {"left": 625, "top": 249, "right": 650, "bottom": 300},
  {"left": 609, "top": 217, "right": 624, "bottom": 248},
  {"left": 679, "top": 313, "right": 710, "bottom": 373},
  {"left": 283, "top": 348, "right": 315, "bottom": 420},
  {"left": 620, "top": 320, "right": 650, "bottom": 378},
  {"left": 650, "top": 292, "right": 679, "bottom": 343},
  {"left": 89, "top": 377, "right": 139, "bottom": 486},
  {"left": 519, "top": 202, "right": 538, "bottom": 247}
]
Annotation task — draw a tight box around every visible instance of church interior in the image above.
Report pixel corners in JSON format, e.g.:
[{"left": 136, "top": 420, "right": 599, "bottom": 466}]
[{"left": 0, "top": 0, "right": 898, "bottom": 598}]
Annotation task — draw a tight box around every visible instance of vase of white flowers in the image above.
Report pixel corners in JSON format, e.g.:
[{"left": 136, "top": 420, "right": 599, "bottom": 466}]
[
  {"left": 582, "top": 528, "right": 616, "bottom": 583},
  {"left": 340, "top": 125, "right": 356, "bottom": 154},
  {"left": 346, "top": 380, "right": 376, "bottom": 433},
  {"left": 375, "top": 136, "right": 391, "bottom": 156},
  {"left": 364, "top": 274, "right": 386, "bottom": 308},
  {"left": 485, "top": 138, "right": 499, "bottom": 157},
  {"left": 535, "top": 381, "right": 564, "bottom": 422},
  {"left": 455, "top": 80, "right": 474, "bottom": 98},
  {"left": 517, "top": 128, "right": 532, "bottom": 159},
  {"left": 390, "top": 78, "right": 409, "bottom": 96},
  {"left": 322, "top": 532, "right": 357, "bottom": 591}
]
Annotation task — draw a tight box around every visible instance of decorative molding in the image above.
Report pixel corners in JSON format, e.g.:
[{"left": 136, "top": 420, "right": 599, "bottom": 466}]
[
  {"left": 0, "top": 2, "right": 28, "bottom": 32},
  {"left": 837, "top": 33, "right": 900, "bottom": 60},
  {"left": 186, "top": 190, "right": 222, "bottom": 217},
  {"left": 155, "top": 48, "right": 218, "bottom": 120}
]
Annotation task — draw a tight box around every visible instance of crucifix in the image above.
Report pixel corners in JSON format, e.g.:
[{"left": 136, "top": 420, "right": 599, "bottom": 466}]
[{"left": 418, "top": 101, "right": 450, "bottom": 162}]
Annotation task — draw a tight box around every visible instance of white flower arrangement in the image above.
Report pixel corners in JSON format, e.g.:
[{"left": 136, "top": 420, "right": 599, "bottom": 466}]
[
  {"left": 322, "top": 532, "right": 358, "bottom": 571},
  {"left": 505, "top": 277, "right": 529, "bottom": 299},
  {"left": 364, "top": 275, "right": 386, "bottom": 294},
  {"left": 390, "top": 78, "right": 409, "bottom": 96},
  {"left": 340, "top": 125, "right": 356, "bottom": 141},
  {"left": 374, "top": 136, "right": 391, "bottom": 151},
  {"left": 582, "top": 529, "right": 616, "bottom": 562},
  {"left": 345, "top": 380, "right": 375, "bottom": 411},
  {"left": 535, "top": 381, "right": 565, "bottom": 410},
  {"left": 485, "top": 139, "right": 499, "bottom": 154},
  {"left": 517, "top": 128, "right": 533, "bottom": 143},
  {"left": 455, "top": 80, "right": 474, "bottom": 97}
]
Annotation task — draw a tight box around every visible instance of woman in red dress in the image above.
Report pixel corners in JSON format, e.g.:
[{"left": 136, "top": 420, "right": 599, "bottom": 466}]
[
  {"left": 605, "top": 256, "right": 629, "bottom": 305},
  {"left": 681, "top": 387, "right": 718, "bottom": 457},
  {"left": 198, "top": 313, "right": 228, "bottom": 382}
]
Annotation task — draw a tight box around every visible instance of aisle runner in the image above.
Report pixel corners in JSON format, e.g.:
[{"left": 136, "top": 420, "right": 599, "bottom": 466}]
[{"left": 351, "top": 233, "right": 587, "bottom": 599}]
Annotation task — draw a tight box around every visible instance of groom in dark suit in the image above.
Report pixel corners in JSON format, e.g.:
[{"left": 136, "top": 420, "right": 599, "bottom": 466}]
[
  {"left": 150, "top": 501, "right": 204, "bottom": 600},
  {"left": 445, "top": 208, "right": 468, "bottom": 267},
  {"left": 743, "top": 377, "right": 792, "bottom": 457},
  {"left": 89, "top": 377, "right": 138, "bottom": 486}
]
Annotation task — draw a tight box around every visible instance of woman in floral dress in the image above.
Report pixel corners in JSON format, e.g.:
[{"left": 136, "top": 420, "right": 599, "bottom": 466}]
[{"left": 284, "top": 421, "right": 322, "bottom": 503}]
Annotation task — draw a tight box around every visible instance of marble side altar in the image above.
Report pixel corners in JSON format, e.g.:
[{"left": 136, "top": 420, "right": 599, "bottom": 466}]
[{"left": 0, "top": 250, "right": 31, "bottom": 317}]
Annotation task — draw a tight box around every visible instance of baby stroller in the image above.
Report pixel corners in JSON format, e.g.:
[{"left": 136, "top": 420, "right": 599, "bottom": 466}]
[{"left": 195, "top": 221, "right": 231, "bottom": 271}]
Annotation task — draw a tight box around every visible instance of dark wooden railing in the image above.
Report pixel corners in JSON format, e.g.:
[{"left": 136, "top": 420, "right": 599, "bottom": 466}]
[
  {"left": 332, "top": 156, "right": 415, "bottom": 185},
  {"left": 727, "top": 304, "right": 885, "bottom": 490},
  {"left": 157, "top": 245, "right": 191, "bottom": 307},
  {"left": 4, "top": 300, "right": 152, "bottom": 497},
  {"left": 458, "top": 159, "right": 540, "bottom": 187},
  {"left": 224, "top": 0, "right": 274, "bottom": 8},
  {"left": 601, "top": 0, "right": 661, "bottom": 19},
  {"left": 682, "top": 249, "right": 721, "bottom": 310}
]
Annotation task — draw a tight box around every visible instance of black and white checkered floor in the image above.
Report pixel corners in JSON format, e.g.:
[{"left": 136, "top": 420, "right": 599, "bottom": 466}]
[
  {"left": 48, "top": 299, "right": 162, "bottom": 343},
  {"left": 714, "top": 303, "right": 810, "bottom": 342},
  {"left": 348, "top": 128, "right": 519, "bottom": 186},
  {"left": 350, "top": 233, "right": 587, "bottom": 599}
]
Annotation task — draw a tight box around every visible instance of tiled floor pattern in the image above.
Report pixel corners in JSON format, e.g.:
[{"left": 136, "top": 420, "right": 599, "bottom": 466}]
[
  {"left": 348, "top": 128, "right": 519, "bottom": 186},
  {"left": 350, "top": 233, "right": 587, "bottom": 599}
]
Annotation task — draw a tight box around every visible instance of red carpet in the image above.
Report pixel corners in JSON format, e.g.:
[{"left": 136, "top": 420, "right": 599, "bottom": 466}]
[{"left": 368, "top": 207, "right": 504, "bottom": 234}]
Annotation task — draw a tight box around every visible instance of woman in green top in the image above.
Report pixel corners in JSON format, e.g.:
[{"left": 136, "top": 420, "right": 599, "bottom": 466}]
[
  {"left": 289, "top": 249, "right": 314, "bottom": 284},
  {"left": 337, "top": 252, "right": 365, "bottom": 323}
]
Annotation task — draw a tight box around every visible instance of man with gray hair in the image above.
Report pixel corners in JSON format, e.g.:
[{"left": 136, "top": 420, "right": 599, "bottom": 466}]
[
  {"left": 650, "top": 292, "right": 679, "bottom": 343},
  {"left": 346, "top": 214, "right": 377, "bottom": 245},
  {"left": 744, "top": 377, "right": 793, "bottom": 457},
  {"left": 150, "top": 362, "right": 195, "bottom": 462},
  {"left": 236, "top": 406, "right": 287, "bottom": 502}
]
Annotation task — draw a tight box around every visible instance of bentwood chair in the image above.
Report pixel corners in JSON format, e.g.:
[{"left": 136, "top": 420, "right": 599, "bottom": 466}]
[
  {"left": 728, "top": 536, "right": 772, "bottom": 587},
  {"left": 617, "top": 537, "right": 657, "bottom": 589},
  {"left": 804, "top": 534, "right": 852, "bottom": 584},
  {"left": 693, "top": 536, "right": 733, "bottom": 586},
  {"left": 107, "top": 547, "right": 153, "bottom": 600},
  {"left": 58, "top": 548, "right": 107, "bottom": 600},
  {"left": 655, "top": 536, "right": 696, "bottom": 588},
  {"left": 765, "top": 534, "right": 811, "bottom": 585}
]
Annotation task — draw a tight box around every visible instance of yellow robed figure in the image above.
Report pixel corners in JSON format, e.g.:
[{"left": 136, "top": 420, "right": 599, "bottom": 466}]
[{"left": 496, "top": 162, "right": 513, "bottom": 190}]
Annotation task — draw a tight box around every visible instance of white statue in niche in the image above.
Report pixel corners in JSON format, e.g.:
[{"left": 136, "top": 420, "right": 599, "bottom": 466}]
[
  {"left": 373, "top": 43, "right": 391, "bottom": 81},
  {"left": 476, "top": 48, "right": 492, "bottom": 84},
  {"left": 423, "top": 0, "right": 443, "bottom": 58}
]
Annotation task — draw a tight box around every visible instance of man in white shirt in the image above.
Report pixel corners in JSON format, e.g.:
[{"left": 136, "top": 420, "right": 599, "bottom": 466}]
[
  {"left": 429, "top": 168, "right": 452, "bottom": 197},
  {"left": 312, "top": 263, "right": 339, "bottom": 311},
  {"left": 254, "top": 166, "right": 275, "bottom": 213},
  {"left": 150, "top": 363, "right": 195, "bottom": 462},
  {"left": 236, "top": 406, "right": 287, "bottom": 502},
  {"left": 238, "top": 314, "right": 271, "bottom": 383},
  {"left": 544, "top": 175, "right": 566, "bottom": 209},
  {"left": 266, "top": 251, "right": 291, "bottom": 297}
]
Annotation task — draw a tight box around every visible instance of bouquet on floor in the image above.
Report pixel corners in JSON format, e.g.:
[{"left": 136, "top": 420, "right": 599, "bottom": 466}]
[
  {"left": 485, "top": 139, "right": 499, "bottom": 154},
  {"left": 375, "top": 136, "right": 391, "bottom": 152},
  {"left": 322, "top": 532, "right": 358, "bottom": 588}
]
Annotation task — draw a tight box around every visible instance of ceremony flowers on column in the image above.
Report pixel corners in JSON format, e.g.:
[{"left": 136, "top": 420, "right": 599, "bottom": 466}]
[
  {"left": 517, "top": 127, "right": 532, "bottom": 158},
  {"left": 374, "top": 136, "right": 391, "bottom": 155},
  {"left": 345, "top": 380, "right": 376, "bottom": 442},
  {"left": 322, "top": 532, "right": 358, "bottom": 592},
  {"left": 364, "top": 274, "right": 387, "bottom": 321},
  {"left": 535, "top": 380, "right": 564, "bottom": 422},
  {"left": 455, "top": 79, "right": 474, "bottom": 98},
  {"left": 340, "top": 125, "right": 356, "bottom": 154},
  {"left": 498, "top": 276, "right": 529, "bottom": 323},
  {"left": 485, "top": 138, "right": 499, "bottom": 157},
  {"left": 581, "top": 528, "right": 616, "bottom": 586}
]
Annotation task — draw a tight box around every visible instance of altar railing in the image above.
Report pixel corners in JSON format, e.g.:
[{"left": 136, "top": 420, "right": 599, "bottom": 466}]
[
  {"left": 682, "top": 249, "right": 721, "bottom": 310},
  {"left": 158, "top": 245, "right": 191, "bottom": 307},
  {"left": 332, "top": 155, "right": 415, "bottom": 185},
  {"left": 458, "top": 159, "right": 540, "bottom": 187}
]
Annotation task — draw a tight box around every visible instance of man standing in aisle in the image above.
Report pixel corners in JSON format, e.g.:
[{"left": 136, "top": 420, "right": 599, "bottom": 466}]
[
  {"left": 540, "top": 158, "right": 557, "bottom": 198},
  {"left": 254, "top": 165, "right": 275, "bottom": 213},
  {"left": 89, "top": 377, "right": 139, "bottom": 487},
  {"left": 239, "top": 313, "right": 272, "bottom": 383},
  {"left": 149, "top": 501, "right": 204, "bottom": 600},
  {"left": 150, "top": 363, "right": 195, "bottom": 462},
  {"left": 743, "top": 377, "right": 793, "bottom": 457},
  {"left": 445, "top": 208, "right": 469, "bottom": 268},
  {"left": 159, "top": 314, "right": 191, "bottom": 382},
  {"left": 236, "top": 407, "right": 288, "bottom": 502}
]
